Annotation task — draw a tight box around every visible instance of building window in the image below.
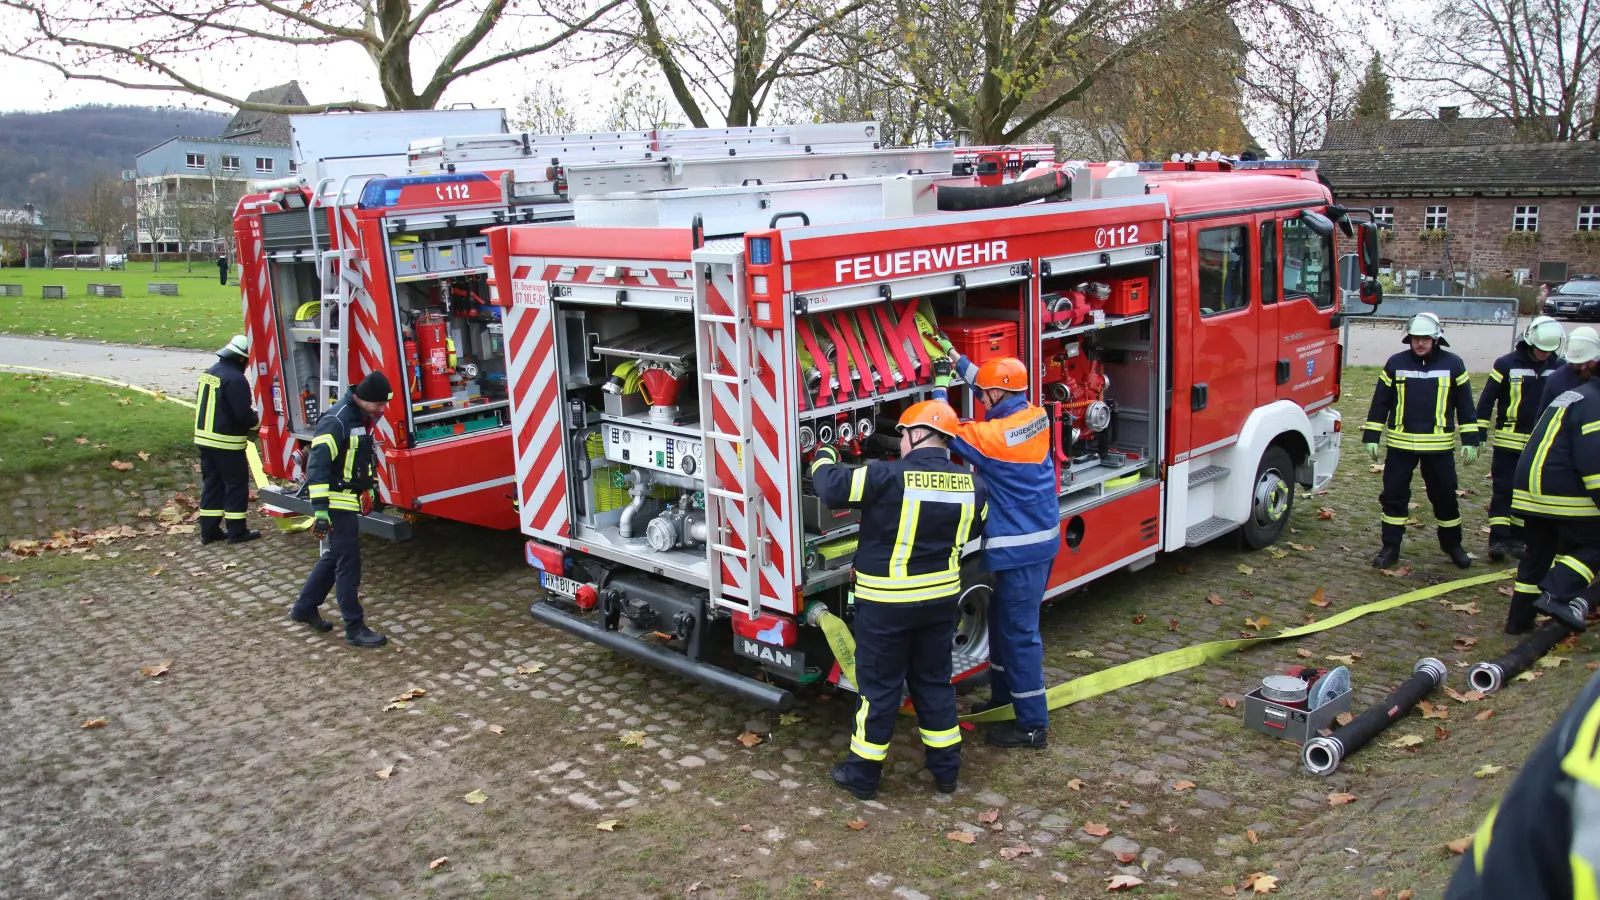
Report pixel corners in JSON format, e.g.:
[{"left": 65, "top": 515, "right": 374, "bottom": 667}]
[
  {"left": 1513, "top": 205, "right": 1539, "bottom": 232},
  {"left": 255, "top": 157, "right": 274, "bottom": 174},
  {"left": 185, "top": 153, "right": 206, "bottom": 170},
  {"left": 289, "top": 159, "right": 298, "bottom": 174},
  {"left": 1197, "top": 225, "right": 1250, "bottom": 316},
  {"left": 1424, "top": 206, "right": 1448, "bottom": 230},
  {"left": 1579, "top": 206, "right": 1600, "bottom": 231},
  {"left": 221, "top": 155, "right": 240, "bottom": 172},
  {"left": 1372, "top": 206, "right": 1395, "bottom": 230}
]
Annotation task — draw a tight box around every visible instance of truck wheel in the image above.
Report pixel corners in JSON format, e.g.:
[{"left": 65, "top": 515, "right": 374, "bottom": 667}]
[
  {"left": 1242, "top": 446, "right": 1294, "bottom": 550},
  {"left": 952, "top": 571, "right": 992, "bottom": 693}
]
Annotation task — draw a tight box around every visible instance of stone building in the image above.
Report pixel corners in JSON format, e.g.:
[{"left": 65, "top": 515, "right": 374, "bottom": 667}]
[{"left": 1316, "top": 108, "right": 1600, "bottom": 287}]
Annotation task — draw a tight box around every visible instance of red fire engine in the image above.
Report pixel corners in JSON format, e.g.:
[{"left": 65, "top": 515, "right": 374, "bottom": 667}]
[{"left": 486, "top": 153, "right": 1383, "bottom": 709}]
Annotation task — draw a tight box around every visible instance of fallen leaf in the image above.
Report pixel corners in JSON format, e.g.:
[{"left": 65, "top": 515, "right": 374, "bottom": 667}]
[
  {"left": 1245, "top": 615, "right": 1271, "bottom": 630},
  {"left": 1247, "top": 829, "right": 1259, "bottom": 844},
  {"left": 1327, "top": 792, "right": 1357, "bottom": 806},
  {"left": 1497, "top": 584, "right": 1515, "bottom": 598},
  {"left": 1475, "top": 708, "right": 1495, "bottom": 722},
  {"left": 1269, "top": 547, "right": 1289, "bottom": 559},
  {"left": 1207, "top": 592, "right": 1226, "bottom": 606},
  {"left": 1444, "top": 687, "right": 1484, "bottom": 704},
  {"left": 1453, "top": 636, "right": 1479, "bottom": 649},
  {"left": 1169, "top": 618, "right": 1180, "bottom": 632},
  {"left": 428, "top": 856, "right": 448, "bottom": 870},
  {"left": 1218, "top": 695, "right": 1239, "bottom": 709},
  {"left": 1171, "top": 779, "right": 1197, "bottom": 792},
  {"left": 1539, "top": 655, "right": 1568, "bottom": 668},
  {"left": 1446, "top": 835, "right": 1474, "bottom": 855},
  {"left": 1175, "top": 564, "right": 1194, "bottom": 574},
  {"left": 1318, "top": 506, "right": 1336, "bottom": 520},
  {"left": 618, "top": 730, "right": 646, "bottom": 746},
  {"left": 515, "top": 663, "right": 546, "bottom": 674},
  {"left": 1387, "top": 734, "right": 1425, "bottom": 749},
  {"left": 81, "top": 717, "right": 107, "bottom": 729},
  {"left": 1369, "top": 464, "right": 1384, "bottom": 473},
  {"left": 1436, "top": 722, "right": 1453, "bottom": 742},
  {"left": 1244, "top": 872, "right": 1279, "bottom": 894},
  {"left": 1515, "top": 670, "right": 1543, "bottom": 683},
  {"left": 778, "top": 712, "right": 804, "bottom": 726},
  {"left": 1419, "top": 701, "right": 1449, "bottom": 720},
  {"left": 1372, "top": 890, "right": 1391, "bottom": 900},
  {"left": 109, "top": 460, "right": 133, "bottom": 471},
  {"left": 375, "top": 765, "right": 394, "bottom": 779},
  {"left": 595, "top": 819, "right": 621, "bottom": 831},
  {"left": 946, "top": 830, "right": 977, "bottom": 844},
  {"left": 383, "top": 701, "right": 409, "bottom": 711},
  {"left": 1081, "top": 822, "right": 1112, "bottom": 837},
  {"left": 1237, "top": 564, "right": 1256, "bottom": 575},
  {"left": 487, "top": 724, "right": 504, "bottom": 735},
  {"left": 1449, "top": 601, "right": 1480, "bottom": 615},
  {"left": 1310, "top": 587, "right": 1329, "bottom": 608},
  {"left": 463, "top": 789, "right": 487, "bottom": 805},
  {"left": 736, "top": 730, "right": 764, "bottom": 748},
  {"left": 1131, "top": 615, "right": 1147, "bottom": 625},
  {"left": 1106, "top": 874, "right": 1145, "bottom": 891},
  {"left": 978, "top": 808, "right": 1001, "bottom": 824},
  {"left": 1065, "top": 649, "right": 1095, "bottom": 658},
  {"left": 138, "top": 659, "right": 172, "bottom": 678},
  {"left": 1381, "top": 566, "right": 1412, "bottom": 578},
  {"left": 1326, "top": 654, "right": 1356, "bottom": 665},
  {"left": 846, "top": 817, "right": 868, "bottom": 831},
  {"left": 998, "top": 843, "right": 1034, "bottom": 859},
  {"left": 1296, "top": 648, "right": 1313, "bottom": 658},
  {"left": 1474, "top": 764, "right": 1504, "bottom": 779},
  {"left": 1067, "top": 777, "right": 1088, "bottom": 791},
  {"left": 1224, "top": 888, "right": 1239, "bottom": 897},
  {"left": 1398, "top": 891, "right": 1415, "bottom": 900}
]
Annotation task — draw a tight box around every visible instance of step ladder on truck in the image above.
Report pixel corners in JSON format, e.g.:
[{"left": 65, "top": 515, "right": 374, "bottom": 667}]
[{"left": 489, "top": 154, "right": 1385, "bottom": 710}]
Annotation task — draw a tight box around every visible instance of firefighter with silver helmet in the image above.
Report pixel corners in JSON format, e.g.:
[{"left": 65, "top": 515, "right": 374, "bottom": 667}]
[
  {"left": 1475, "top": 315, "right": 1565, "bottom": 561},
  {"left": 1362, "top": 312, "right": 1482, "bottom": 570},
  {"left": 194, "top": 334, "right": 260, "bottom": 545},
  {"left": 809, "top": 400, "right": 988, "bottom": 800}
]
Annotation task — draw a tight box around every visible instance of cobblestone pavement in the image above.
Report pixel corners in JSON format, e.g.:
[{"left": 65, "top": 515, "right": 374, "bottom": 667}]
[
  {"left": 0, "top": 334, "right": 210, "bottom": 397},
  {"left": 1, "top": 368, "right": 1593, "bottom": 899}
]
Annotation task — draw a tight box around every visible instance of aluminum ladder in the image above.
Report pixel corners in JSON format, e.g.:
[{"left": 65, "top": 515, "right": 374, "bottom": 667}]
[{"left": 310, "top": 174, "right": 383, "bottom": 411}]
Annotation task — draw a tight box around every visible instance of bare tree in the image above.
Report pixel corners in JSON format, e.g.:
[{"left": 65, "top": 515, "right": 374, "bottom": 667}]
[
  {"left": 602, "top": 81, "right": 687, "bottom": 131},
  {"left": 513, "top": 82, "right": 586, "bottom": 133},
  {"left": 0, "top": 0, "right": 626, "bottom": 113},
  {"left": 1244, "top": 47, "right": 1354, "bottom": 157},
  {"left": 133, "top": 180, "right": 168, "bottom": 272},
  {"left": 75, "top": 174, "right": 127, "bottom": 268},
  {"left": 1401, "top": 0, "right": 1600, "bottom": 140}
]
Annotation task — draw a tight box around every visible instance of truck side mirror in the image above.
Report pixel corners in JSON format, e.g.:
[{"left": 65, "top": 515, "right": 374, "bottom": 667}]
[
  {"left": 1359, "top": 223, "right": 1380, "bottom": 275},
  {"left": 1360, "top": 277, "right": 1382, "bottom": 307},
  {"left": 1299, "top": 210, "right": 1334, "bottom": 238}
]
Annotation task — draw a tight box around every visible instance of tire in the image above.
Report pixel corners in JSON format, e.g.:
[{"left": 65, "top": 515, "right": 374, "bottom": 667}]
[
  {"left": 951, "top": 565, "right": 992, "bottom": 693},
  {"left": 1241, "top": 445, "right": 1294, "bottom": 551}
]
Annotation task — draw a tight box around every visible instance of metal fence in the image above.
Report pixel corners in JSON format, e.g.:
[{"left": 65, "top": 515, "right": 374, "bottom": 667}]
[{"left": 1342, "top": 294, "right": 1522, "bottom": 351}]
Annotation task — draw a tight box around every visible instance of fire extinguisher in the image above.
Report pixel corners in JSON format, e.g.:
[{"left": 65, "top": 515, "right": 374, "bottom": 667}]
[
  {"left": 415, "top": 314, "right": 454, "bottom": 401},
  {"left": 403, "top": 337, "right": 423, "bottom": 401}
]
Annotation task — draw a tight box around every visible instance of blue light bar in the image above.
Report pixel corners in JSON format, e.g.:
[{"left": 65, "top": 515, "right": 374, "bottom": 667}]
[{"left": 358, "top": 172, "right": 494, "bottom": 209}]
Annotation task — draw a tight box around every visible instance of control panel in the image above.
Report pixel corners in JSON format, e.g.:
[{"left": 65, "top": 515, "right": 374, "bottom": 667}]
[{"left": 603, "top": 423, "right": 704, "bottom": 479}]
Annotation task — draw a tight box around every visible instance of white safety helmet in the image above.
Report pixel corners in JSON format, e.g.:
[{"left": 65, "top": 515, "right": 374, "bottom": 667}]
[
  {"left": 1523, "top": 315, "right": 1566, "bottom": 353},
  {"left": 1404, "top": 312, "right": 1448, "bottom": 346},
  {"left": 218, "top": 334, "right": 250, "bottom": 359},
  {"left": 1568, "top": 326, "right": 1600, "bottom": 365}
]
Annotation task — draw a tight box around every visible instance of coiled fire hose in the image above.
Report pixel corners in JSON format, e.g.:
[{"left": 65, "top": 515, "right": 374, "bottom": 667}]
[
  {"left": 1468, "top": 620, "right": 1571, "bottom": 694},
  {"left": 1301, "top": 657, "right": 1446, "bottom": 777}
]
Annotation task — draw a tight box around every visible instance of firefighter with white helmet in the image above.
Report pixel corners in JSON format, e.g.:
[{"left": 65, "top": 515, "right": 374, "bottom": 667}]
[
  {"left": 1362, "top": 312, "right": 1482, "bottom": 570},
  {"left": 1476, "top": 315, "right": 1565, "bottom": 561},
  {"left": 194, "top": 334, "right": 260, "bottom": 544},
  {"left": 1538, "top": 326, "right": 1600, "bottom": 415}
]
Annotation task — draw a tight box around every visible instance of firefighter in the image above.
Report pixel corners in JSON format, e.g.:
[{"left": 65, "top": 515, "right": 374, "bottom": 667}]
[
  {"left": 810, "top": 400, "right": 987, "bottom": 800},
  {"left": 1475, "top": 315, "right": 1565, "bottom": 561},
  {"left": 931, "top": 347, "right": 1059, "bottom": 749},
  {"left": 288, "top": 370, "right": 392, "bottom": 648},
  {"left": 1538, "top": 326, "right": 1600, "bottom": 414},
  {"left": 194, "top": 334, "right": 260, "bottom": 545},
  {"left": 1445, "top": 666, "right": 1600, "bottom": 899},
  {"left": 1506, "top": 366, "right": 1600, "bottom": 634},
  {"left": 217, "top": 253, "right": 229, "bottom": 286},
  {"left": 1362, "top": 312, "right": 1482, "bottom": 570}
]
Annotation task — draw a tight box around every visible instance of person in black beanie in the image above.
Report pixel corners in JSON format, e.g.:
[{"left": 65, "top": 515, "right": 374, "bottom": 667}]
[{"left": 289, "top": 370, "right": 392, "bottom": 647}]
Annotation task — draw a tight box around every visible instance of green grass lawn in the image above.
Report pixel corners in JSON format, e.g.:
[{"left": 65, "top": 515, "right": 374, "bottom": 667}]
[
  {"left": 0, "top": 261, "right": 241, "bottom": 349},
  {"left": 0, "top": 373, "right": 192, "bottom": 473}
]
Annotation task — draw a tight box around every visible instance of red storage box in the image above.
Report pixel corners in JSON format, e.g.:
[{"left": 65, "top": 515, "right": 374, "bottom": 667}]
[
  {"left": 1105, "top": 277, "right": 1149, "bottom": 317},
  {"left": 942, "top": 317, "right": 1018, "bottom": 364}
]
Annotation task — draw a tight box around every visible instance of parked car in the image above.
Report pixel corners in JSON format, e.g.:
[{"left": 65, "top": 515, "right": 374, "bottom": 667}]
[
  {"left": 104, "top": 254, "right": 125, "bottom": 270},
  {"left": 1543, "top": 279, "right": 1600, "bottom": 320}
]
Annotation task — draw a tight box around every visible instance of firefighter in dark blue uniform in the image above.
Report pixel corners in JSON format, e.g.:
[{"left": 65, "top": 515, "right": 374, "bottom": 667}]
[
  {"left": 1475, "top": 315, "right": 1564, "bottom": 561},
  {"left": 1506, "top": 377, "right": 1600, "bottom": 633},
  {"left": 194, "top": 334, "right": 260, "bottom": 544},
  {"left": 1446, "top": 667, "right": 1600, "bottom": 899},
  {"left": 1363, "top": 313, "right": 1481, "bottom": 570},
  {"left": 811, "top": 400, "right": 987, "bottom": 800},
  {"left": 1538, "top": 326, "right": 1600, "bottom": 415},
  {"left": 288, "top": 371, "right": 392, "bottom": 648}
]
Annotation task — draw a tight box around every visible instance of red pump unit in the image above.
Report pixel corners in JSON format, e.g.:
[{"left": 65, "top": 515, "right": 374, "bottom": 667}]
[{"left": 415, "top": 314, "right": 454, "bottom": 401}]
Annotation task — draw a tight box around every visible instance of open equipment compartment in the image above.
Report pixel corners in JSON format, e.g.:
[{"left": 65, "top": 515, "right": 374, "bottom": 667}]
[{"left": 266, "top": 253, "right": 328, "bottom": 436}]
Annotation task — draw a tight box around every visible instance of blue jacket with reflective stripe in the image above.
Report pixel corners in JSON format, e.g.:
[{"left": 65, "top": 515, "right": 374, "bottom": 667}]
[{"left": 942, "top": 382, "right": 1060, "bottom": 572}]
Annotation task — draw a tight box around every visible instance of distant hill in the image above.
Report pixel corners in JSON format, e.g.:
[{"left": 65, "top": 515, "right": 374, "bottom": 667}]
[{"left": 0, "top": 105, "right": 229, "bottom": 208}]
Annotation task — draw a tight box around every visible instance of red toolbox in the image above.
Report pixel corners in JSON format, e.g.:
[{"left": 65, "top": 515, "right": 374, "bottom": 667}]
[
  {"left": 1105, "top": 277, "right": 1149, "bottom": 317},
  {"left": 942, "top": 317, "right": 1019, "bottom": 364}
]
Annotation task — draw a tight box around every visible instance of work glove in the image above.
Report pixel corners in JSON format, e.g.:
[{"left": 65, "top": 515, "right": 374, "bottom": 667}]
[
  {"left": 1365, "top": 443, "right": 1381, "bottom": 462},
  {"left": 312, "top": 509, "right": 332, "bottom": 538},
  {"left": 813, "top": 445, "right": 839, "bottom": 466},
  {"left": 1461, "top": 444, "right": 1479, "bottom": 465},
  {"left": 934, "top": 374, "right": 951, "bottom": 389},
  {"left": 936, "top": 333, "right": 958, "bottom": 359}
]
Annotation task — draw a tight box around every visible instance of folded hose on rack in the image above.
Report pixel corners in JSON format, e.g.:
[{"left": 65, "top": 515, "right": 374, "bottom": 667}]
[
  {"left": 1468, "top": 620, "right": 1571, "bottom": 694},
  {"left": 1301, "top": 658, "right": 1446, "bottom": 776},
  {"left": 936, "top": 169, "right": 1072, "bottom": 211}
]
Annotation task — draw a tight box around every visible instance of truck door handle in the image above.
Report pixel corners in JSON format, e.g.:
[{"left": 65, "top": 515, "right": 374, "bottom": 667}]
[
  {"left": 1276, "top": 359, "right": 1291, "bottom": 384},
  {"left": 1191, "top": 383, "right": 1208, "bottom": 411}
]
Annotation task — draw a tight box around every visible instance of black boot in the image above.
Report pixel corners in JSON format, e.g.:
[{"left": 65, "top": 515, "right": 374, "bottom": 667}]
[
  {"left": 1507, "top": 540, "right": 1526, "bottom": 560},
  {"left": 968, "top": 696, "right": 1008, "bottom": 716},
  {"left": 1535, "top": 592, "right": 1590, "bottom": 633},
  {"left": 1370, "top": 544, "right": 1401, "bottom": 569},
  {"left": 1504, "top": 611, "right": 1537, "bottom": 636},
  {"left": 289, "top": 609, "right": 333, "bottom": 632},
  {"left": 830, "top": 761, "right": 877, "bottom": 801},
  {"left": 935, "top": 777, "right": 958, "bottom": 795},
  {"left": 200, "top": 528, "right": 223, "bottom": 546},
  {"left": 985, "top": 721, "right": 1048, "bottom": 749},
  {"left": 227, "top": 529, "right": 262, "bottom": 544},
  {"left": 345, "top": 621, "right": 389, "bottom": 648},
  {"left": 1446, "top": 545, "right": 1473, "bottom": 570},
  {"left": 1487, "top": 541, "right": 1510, "bottom": 562}
]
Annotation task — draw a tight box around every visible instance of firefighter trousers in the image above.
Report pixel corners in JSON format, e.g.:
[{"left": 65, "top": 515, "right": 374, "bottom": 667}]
[
  {"left": 1379, "top": 449, "right": 1462, "bottom": 550},
  {"left": 1487, "top": 448, "right": 1524, "bottom": 545},
  {"left": 989, "top": 562, "right": 1052, "bottom": 731},
  {"left": 198, "top": 446, "right": 251, "bottom": 540},
  {"left": 838, "top": 598, "right": 961, "bottom": 792},
  {"left": 291, "top": 510, "right": 366, "bottom": 625},
  {"left": 1508, "top": 515, "right": 1600, "bottom": 633}
]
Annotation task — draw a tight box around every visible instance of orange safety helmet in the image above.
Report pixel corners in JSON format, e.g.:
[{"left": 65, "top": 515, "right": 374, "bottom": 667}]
[
  {"left": 973, "top": 356, "right": 1028, "bottom": 391},
  {"left": 896, "top": 400, "right": 959, "bottom": 438}
]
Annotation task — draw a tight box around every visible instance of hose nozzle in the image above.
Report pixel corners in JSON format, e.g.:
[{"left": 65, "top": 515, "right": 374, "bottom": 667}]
[
  {"left": 1302, "top": 735, "right": 1345, "bottom": 777},
  {"left": 1468, "top": 661, "right": 1504, "bottom": 694}
]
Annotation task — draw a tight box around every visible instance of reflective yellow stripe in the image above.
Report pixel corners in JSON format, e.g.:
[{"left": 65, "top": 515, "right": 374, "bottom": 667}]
[
  {"left": 1532, "top": 408, "right": 1568, "bottom": 497},
  {"left": 1513, "top": 489, "right": 1600, "bottom": 517},
  {"left": 307, "top": 485, "right": 330, "bottom": 498},
  {"left": 1573, "top": 852, "right": 1599, "bottom": 900},
  {"left": 856, "top": 568, "right": 959, "bottom": 589},
  {"left": 848, "top": 466, "right": 868, "bottom": 503},
  {"left": 224, "top": 511, "right": 247, "bottom": 520},
  {"left": 1514, "top": 581, "right": 1542, "bottom": 593},
  {"left": 1488, "top": 516, "right": 1513, "bottom": 526},
  {"left": 851, "top": 698, "right": 887, "bottom": 761},
  {"left": 1473, "top": 803, "right": 1498, "bottom": 874},
  {"left": 1379, "top": 371, "right": 1393, "bottom": 386},
  {"left": 809, "top": 455, "right": 834, "bottom": 476},
  {"left": 328, "top": 490, "right": 361, "bottom": 511},
  {"left": 193, "top": 432, "right": 248, "bottom": 449},
  {"left": 1384, "top": 431, "right": 1456, "bottom": 450},
  {"left": 198, "top": 508, "right": 223, "bottom": 516},
  {"left": 1436, "top": 517, "right": 1461, "bottom": 528},
  {"left": 890, "top": 496, "right": 920, "bottom": 578},
  {"left": 854, "top": 580, "right": 962, "bottom": 603},
  {"left": 1489, "top": 368, "right": 1505, "bottom": 382},
  {"left": 1456, "top": 371, "right": 1471, "bottom": 386},
  {"left": 1512, "top": 516, "right": 1525, "bottom": 526},
  {"left": 311, "top": 434, "right": 338, "bottom": 455},
  {"left": 343, "top": 435, "right": 359, "bottom": 482},
  {"left": 1507, "top": 379, "right": 1523, "bottom": 431},
  {"left": 949, "top": 495, "right": 976, "bottom": 571},
  {"left": 1562, "top": 695, "right": 1600, "bottom": 787},
  {"left": 1585, "top": 474, "right": 1600, "bottom": 490},
  {"left": 1585, "top": 421, "right": 1600, "bottom": 434},
  {"left": 1558, "top": 555, "right": 1597, "bottom": 585},
  {"left": 1492, "top": 429, "right": 1529, "bottom": 450},
  {"left": 1382, "top": 515, "right": 1411, "bottom": 526},
  {"left": 1434, "top": 377, "right": 1449, "bottom": 432},
  {"left": 1396, "top": 379, "right": 1407, "bottom": 430},
  {"left": 1363, "top": 420, "right": 1386, "bottom": 431},
  {"left": 919, "top": 726, "right": 961, "bottom": 748}
]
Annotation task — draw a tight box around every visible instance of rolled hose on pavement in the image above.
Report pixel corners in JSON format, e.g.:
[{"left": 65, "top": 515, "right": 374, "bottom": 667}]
[
  {"left": 1468, "top": 620, "right": 1570, "bottom": 694},
  {"left": 1302, "top": 658, "right": 1446, "bottom": 777}
]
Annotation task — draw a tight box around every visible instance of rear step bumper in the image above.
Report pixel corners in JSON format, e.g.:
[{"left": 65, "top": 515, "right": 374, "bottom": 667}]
[
  {"left": 527, "top": 601, "right": 795, "bottom": 711},
  {"left": 258, "top": 486, "right": 413, "bottom": 540}
]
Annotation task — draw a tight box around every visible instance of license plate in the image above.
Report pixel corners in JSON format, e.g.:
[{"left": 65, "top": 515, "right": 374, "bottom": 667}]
[
  {"left": 1561, "top": 303, "right": 1579, "bottom": 311},
  {"left": 540, "top": 571, "right": 584, "bottom": 599}
]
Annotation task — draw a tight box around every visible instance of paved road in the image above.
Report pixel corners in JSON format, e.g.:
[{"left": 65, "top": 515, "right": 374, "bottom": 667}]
[
  {"left": 0, "top": 334, "right": 210, "bottom": 396},
  {"left": 1344, "top": 319, "right": 1519, "bottom": 371}
]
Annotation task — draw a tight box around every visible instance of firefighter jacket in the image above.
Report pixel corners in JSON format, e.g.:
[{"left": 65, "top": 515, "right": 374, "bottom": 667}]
[
  {"left": 1512, "top": 380, "right": 1600, "bottom": 520},
  {"left": 810, "top": 447, "right": 988, "bottom": 604},
  {"left": 942, "top": 386, "right": 1061, "bottom": 571},
  {"left": 1540, "top": 363, "right": 1586, "bottom": 417},
  {"left": 1361, "top": 347, "right": 1481, "bottom": 453},
  {"left": 306, "top": 393, "right": 379, "bottom": 514},
  {"left": 193, "top": 357, "right": 259, "bottom": 450},
  {"left": 1445, "top": 667, "right": 1600, "bottom": 900},
  {"left": 1475, "top": 341, "right": 1564, "bottom": 451}
]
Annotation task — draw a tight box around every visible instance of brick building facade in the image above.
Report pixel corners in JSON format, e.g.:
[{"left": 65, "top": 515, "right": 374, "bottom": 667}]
[{"left": 1316, "top": 112, "right": 1600, "bottom": 287}]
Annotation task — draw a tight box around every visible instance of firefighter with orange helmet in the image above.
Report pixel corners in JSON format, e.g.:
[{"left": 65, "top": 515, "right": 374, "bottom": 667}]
[
  {"left": 810, "top": 400, "right": 988, "bottom": 800},
  {"left": 933, "top": 344, "right": 1060, "bottom": 749}
]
